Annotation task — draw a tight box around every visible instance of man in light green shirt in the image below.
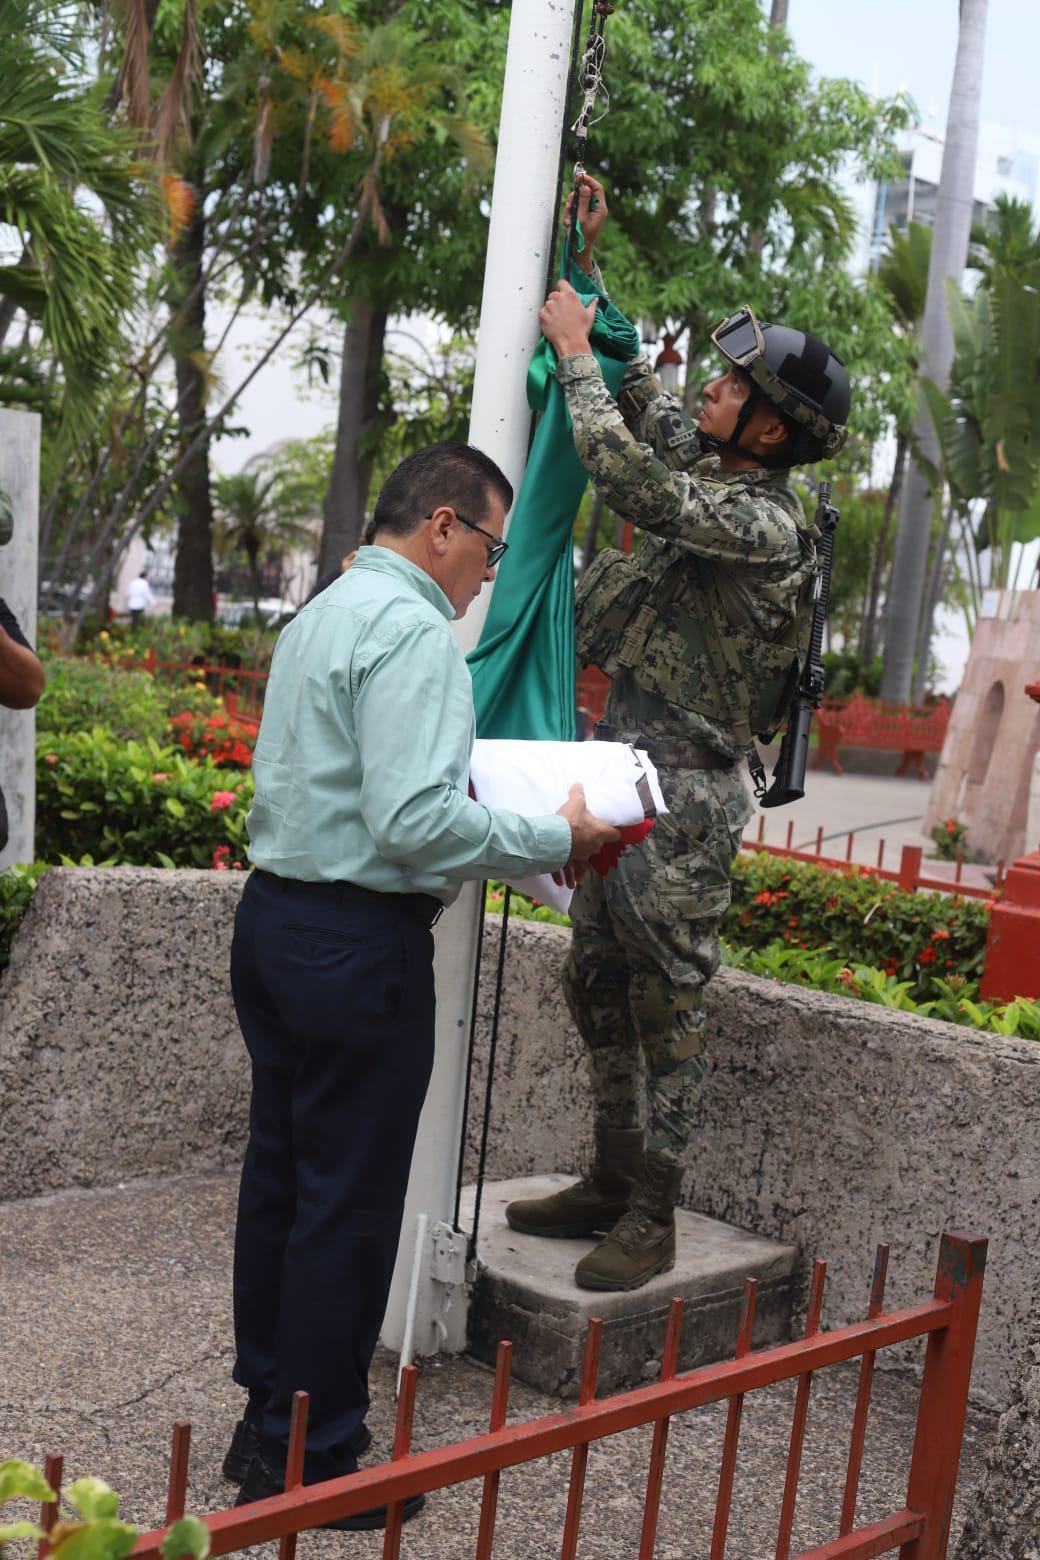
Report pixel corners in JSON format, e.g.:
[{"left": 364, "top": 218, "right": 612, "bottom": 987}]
[{"left": 229, "top": 442, "right": 616, "bottom": 1530}]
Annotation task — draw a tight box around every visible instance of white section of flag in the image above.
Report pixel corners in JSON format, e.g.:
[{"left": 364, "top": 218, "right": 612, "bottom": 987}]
[{"left": 469, "top": 739, "right": 667, "bottom": 913}]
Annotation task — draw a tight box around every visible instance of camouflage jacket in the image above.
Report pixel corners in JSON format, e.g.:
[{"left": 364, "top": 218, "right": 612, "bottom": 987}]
[{"left": 557, "top": 349, "right": 817, "bottom": 759}]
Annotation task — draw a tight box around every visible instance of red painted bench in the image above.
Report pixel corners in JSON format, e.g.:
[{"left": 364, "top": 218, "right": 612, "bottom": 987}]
[{"left": 815, "top": 692, "right": 952, "bottom": 779}]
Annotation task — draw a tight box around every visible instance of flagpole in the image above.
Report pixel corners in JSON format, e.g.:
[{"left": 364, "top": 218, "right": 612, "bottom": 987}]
[{"left": 380, "top": 0, "right": 579, "bottom": 1358}]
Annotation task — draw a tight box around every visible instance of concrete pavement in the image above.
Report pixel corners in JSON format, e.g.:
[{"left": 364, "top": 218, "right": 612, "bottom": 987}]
[{"left": 0, "top": 1171, "right": 994, "bottom": 1557}]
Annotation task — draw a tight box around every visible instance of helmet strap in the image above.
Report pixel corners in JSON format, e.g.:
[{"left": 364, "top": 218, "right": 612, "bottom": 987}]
[{"left": 696, "top": 384, "right": 773, "bottom": 464}]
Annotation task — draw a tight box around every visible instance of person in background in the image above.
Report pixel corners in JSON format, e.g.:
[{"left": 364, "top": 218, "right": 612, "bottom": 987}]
[{"left": 126, "top": 569, "right": 155, "bottom": 627}]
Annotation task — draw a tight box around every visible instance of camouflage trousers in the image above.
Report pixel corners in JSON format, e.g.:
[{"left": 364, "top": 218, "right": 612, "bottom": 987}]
[{"left": 562, "top": 762, "right": 752, "bottom": 1167}]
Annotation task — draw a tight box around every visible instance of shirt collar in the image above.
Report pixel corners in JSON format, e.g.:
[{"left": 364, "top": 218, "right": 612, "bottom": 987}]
[
  {"left": 698, "top": 453, "right": 793, "bottom": 493},
  {"left": 347, "top": 545, "right": 455, "bottom": 621}
]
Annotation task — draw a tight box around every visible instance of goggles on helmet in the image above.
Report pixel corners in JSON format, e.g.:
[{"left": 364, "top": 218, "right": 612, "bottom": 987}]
[{"left": 708, "top": 306, "right": 848, "bottom": 459}]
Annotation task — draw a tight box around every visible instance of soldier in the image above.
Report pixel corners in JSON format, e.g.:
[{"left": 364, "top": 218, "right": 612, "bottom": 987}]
[{"left": 506, "top": 174, "right": 851, "bottom": 1291}]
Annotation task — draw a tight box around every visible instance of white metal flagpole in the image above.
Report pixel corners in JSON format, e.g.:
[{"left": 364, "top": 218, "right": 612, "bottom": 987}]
[{"left": 380, "top": 0, "right": 579, "bottom": 1358}]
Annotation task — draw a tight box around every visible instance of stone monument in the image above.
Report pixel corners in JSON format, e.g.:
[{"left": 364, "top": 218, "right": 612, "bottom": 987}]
[{"left": 924, "top": 591, "right": 1040, "bottom": 865}]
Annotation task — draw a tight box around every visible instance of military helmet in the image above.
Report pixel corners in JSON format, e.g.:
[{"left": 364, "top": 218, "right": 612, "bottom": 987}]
[{"left": 702, "top": 306, "right": 851, "bottom": 466}]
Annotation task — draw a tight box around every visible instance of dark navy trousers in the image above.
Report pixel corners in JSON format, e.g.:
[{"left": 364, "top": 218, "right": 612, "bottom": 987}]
[{"left": 229, "top": 868, "right": 437, "bottom": 1480}]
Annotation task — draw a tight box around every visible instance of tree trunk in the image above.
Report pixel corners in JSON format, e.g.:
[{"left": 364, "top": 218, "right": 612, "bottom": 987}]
[
  {"left": 247, "top": 538, "right": 261, "bottom": 625},
  {"left": 769, "top": 0, "right": 789, "bottom": 25},
  {"left": 171, "top": 196, "right": 216, "bottom": 622},
  {"left": 319, "top": 297, "right": 388, "bottom": 573},
  {"left": 859, "top": 430, "right": 908, "bottom": 664},
  {"left": 911, "top": 498, "right": 953, "bottom": 704},
  {"left": 880, "top": 0, "right": 989, "bottom": 702},
  {"left": 580, "top": 491, "right": 605, "bottom": 577}
]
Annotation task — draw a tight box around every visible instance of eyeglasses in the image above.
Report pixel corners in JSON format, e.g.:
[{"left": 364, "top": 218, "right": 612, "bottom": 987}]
[{"left": 427, "top": 510, "right": 509, "bottom": 567}]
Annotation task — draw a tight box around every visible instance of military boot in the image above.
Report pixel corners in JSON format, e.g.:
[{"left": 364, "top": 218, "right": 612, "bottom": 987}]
[
  {"left": 573, "top": 1152, "right": 684, "bottom": 1291},
  {"left": 504, "top": 1125, "right": 643, "bottom": 1238}
]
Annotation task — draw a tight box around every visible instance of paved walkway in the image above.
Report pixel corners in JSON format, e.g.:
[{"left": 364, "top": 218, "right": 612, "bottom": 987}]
[
  {"left": 0, "top": 1172, "right": 993, "bottom": 1558},
  {"left": 748, "top": 768, "right": 997, "bottom": 891}
]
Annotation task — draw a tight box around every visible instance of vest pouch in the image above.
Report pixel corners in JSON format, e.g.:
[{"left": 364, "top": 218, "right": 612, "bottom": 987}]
[
  {"left": 574, "top": 547, "right": 655, "bottom": 679},
  {"left": 742, "top": 634, "right": 802, "bottom": 742}
]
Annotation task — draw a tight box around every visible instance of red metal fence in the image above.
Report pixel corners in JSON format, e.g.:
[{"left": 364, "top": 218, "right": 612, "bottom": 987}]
[
  {"left": 741, "top": 819, "right": 1001, "bottom": 905},
  {"left": 128, "top": 649, "right": 268, "bottom": 724},
  {"left": 31, "top": 1232, "right": 986, "bottom": 1560}
]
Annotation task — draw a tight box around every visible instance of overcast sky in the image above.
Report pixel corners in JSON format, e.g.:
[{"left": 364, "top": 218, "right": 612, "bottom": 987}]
[{"left": 785, "top": 0, "right": 1039, "bottom": 139}]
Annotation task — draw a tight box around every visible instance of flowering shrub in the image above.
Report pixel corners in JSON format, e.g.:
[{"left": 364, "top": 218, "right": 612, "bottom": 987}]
[
  {"left": 722, "top": 940, "right": 1040, "bottom": 1039},
  {"left": 931, "top": 816, "right": 971, "bottom": 862},
  {"left": 725, "top": 851, "right": 989, "bottom": 1001},
  {"left": 169, "top": 709, "right": 256, "bottom": 769},
  {"left": 38, "top": 654, "right": 226, "bottom": 743},
  {"left": 35, "top": 729, "right": 252, "bottom": 867}
]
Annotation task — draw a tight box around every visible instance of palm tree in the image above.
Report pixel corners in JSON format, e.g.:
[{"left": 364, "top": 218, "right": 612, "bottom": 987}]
[
  {"left": 212, "top": 466, "right": 316, "bottom": 624},
  {"left": 859, "top": 220, "right": 931, "bottom": 667},
  {"left": 880, "top": 0, "right": 990, "bottom": 704},
  {"left": 0, "top": 0, "right": 151, "bottom": 440}
]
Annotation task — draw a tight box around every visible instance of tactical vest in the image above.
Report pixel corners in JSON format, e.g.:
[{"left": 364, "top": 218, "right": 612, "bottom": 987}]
[{"left": 575, "top": 515, "right": 819, "bottom": 749}]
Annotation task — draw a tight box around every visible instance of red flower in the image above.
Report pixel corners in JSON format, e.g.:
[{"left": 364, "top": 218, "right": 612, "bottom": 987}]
[
  {"left": 211, "top": 790, "right": 237, "bottom": 812},
  {"left": 933, "top": 928, "right": 951, "bottom": 941},
  {"left": 212, "top": 844, "right": 231, "bottom": 871},
  {"left": 918, "top": 946, "right": 938, "bottom": 965},
  {"left": 151, "top": 772, "right": 169, "bottom": 783},
  {"left": 788, "top": 916, "right": 799, "bottom": 928},
  {"left": 44, "top": 753, "right": 58, "bottom": 764}
]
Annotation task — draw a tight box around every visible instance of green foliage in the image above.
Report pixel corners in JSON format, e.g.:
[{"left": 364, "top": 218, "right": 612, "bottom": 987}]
[
  {"left": 0, "top": 0, "right": 154, "bottom": 441},
  {"left": 485, "top": 882, "right": 571, "bottom": 926},
  {"left": 923, "top": 197, "right": 1040, "bottom": 598},
  {"left": 0, "top": 864, "right": 50, "bottom": 974},
  {"left": 160, "top": 1518, "right": 210, "bottom": 1560},
  {"left": 69, "top": 619, "right": 277, "bottom": 670},
  {"left": 724, "top": 851, "right": 989, "bottom": 1000},
  {"left": 0, "top": 1458, "right": 53, "bottom": 1553},
  {"left": 930, "top": 817, "right": 971, "bottom": 862},
  {"left": 721, "top": 940, "right": 1040, "bottom": 1039},
  {"left": 821, "top": 648, "right": 882, "bottom": 697},
  {"left": 0, "top": 1467, "right": 143, "bottom": 1560},
  {"left": 39, "top": 657, "right": 172, "bottom": 744},
  {"left": 35, "top": 731, "right": 251, "bottom": 868}
]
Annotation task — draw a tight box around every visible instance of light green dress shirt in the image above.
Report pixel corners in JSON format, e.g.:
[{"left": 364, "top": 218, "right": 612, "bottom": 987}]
[{"left": 246, "top": 546, "right": 572, "bottom": 903}]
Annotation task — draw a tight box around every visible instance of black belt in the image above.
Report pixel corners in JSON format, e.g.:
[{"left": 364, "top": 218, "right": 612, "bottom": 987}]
[
  {"left": 594, "top": 721, "right": 734, "bottom": 772},
  {"left": 254, "top": 868, "right": 444, "bottom": 926}
]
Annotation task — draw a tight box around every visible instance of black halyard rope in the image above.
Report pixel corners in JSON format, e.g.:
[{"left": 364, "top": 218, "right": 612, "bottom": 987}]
[
  {"left": 454, "top": 0, "right": 614, "bottom": 1263},
  {"left": 466, "top": 886, "right": 511, "bottom": 1263}
]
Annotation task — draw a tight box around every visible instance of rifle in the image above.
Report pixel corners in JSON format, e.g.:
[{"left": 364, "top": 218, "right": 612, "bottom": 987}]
[{"left": 760, "top": 481, "right": 839, "bottom": 809}]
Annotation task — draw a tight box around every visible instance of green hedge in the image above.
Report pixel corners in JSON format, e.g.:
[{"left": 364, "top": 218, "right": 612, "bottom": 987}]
[
  {"left": 36, "top": 728, "right": 252, "bottom": 868},
  {"left": 38, "top": 654, "right": 224, "bottom": 743},
  {"left": 724, "top": 851, "right": 990, "bottom": 1002}
]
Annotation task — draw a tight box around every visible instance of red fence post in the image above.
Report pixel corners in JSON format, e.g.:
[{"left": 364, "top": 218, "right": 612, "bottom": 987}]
[
  {"left": 898, "top": 845, "right": 922, "bottom": 893},
  {"left": 980, "top": 851, "right": 1040, "bottom": 1000},
  {"left": 899, "top": 1231, "right": 987, "bottom": 1560}
]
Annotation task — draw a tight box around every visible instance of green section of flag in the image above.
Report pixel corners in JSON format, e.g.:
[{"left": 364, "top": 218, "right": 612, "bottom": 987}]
[{"left": 467, "top": 259, "right": 640, "bottom": 739}]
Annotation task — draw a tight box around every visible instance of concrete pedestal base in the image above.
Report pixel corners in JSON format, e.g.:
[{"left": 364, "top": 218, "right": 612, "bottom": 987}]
[{"left": 462, "top": 1177, "right": 799, "bottom": 1399}]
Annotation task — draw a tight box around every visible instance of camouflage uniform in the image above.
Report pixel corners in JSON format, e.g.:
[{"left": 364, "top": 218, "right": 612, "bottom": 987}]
[{"left": 556, "top": 348, "right": 817, "bottom": 1166}]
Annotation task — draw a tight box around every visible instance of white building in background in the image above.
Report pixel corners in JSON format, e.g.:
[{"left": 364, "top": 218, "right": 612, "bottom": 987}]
[{"left": 857, "top": 120, "right": 1040, "bottom": 274}]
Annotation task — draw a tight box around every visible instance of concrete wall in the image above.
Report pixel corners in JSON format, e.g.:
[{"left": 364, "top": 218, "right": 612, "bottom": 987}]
[
  {"left": 2, "top": 868, "right": 1037, "bottom": 1406},
  {"left": 0, "top": 408, "right": 41, "bottom": 870}
]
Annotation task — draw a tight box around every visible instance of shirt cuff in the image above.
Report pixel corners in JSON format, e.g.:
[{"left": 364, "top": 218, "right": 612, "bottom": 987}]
[
  {"left": 533, "top": 814, "right": 574, "bottom": 871},
  {"left": 556, "top": 353, "right": 603, "bottom": 387}
]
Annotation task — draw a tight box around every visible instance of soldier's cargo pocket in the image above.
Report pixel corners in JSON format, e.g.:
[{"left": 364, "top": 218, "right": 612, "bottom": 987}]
[{"left": 574, "top": 547, "right": 654, "bottom": 678}]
